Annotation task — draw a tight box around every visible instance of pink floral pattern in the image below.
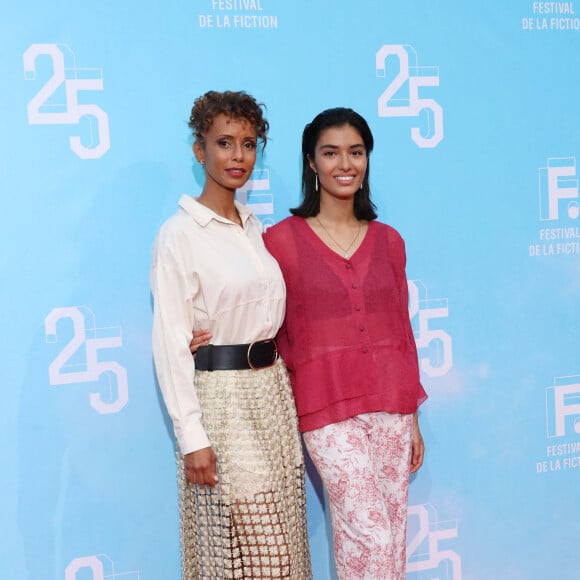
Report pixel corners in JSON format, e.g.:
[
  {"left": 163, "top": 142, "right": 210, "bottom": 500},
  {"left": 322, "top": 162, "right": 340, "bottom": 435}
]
[{"left": 303, "top": 412, "right": 413, "bottom": 580}]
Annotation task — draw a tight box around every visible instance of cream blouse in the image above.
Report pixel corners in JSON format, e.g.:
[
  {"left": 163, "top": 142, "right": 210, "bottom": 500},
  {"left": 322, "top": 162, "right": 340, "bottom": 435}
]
[{"left": 151, "top": 195, "right": 286, "bottom": 454}]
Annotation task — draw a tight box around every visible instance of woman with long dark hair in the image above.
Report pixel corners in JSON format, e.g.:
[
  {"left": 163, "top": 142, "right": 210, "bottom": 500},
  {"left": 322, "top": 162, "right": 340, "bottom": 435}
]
[{"left": 263, "top": 107, "right": 427, "bottom": 579}]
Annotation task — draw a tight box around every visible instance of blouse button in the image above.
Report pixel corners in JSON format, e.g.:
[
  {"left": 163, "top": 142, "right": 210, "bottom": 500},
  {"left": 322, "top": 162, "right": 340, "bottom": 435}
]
[
  {"left": 346, "top": 263, "right": 352, "bottom": 269},
  {"left": 362, "top": 346, "right": 369, "bottom": 353},
  {"left": 355, "top": 305, "right": 362, "bottom": 312},
  {"left": 359, "top": 325, "right": 365, "bottom": 332},
  {"left": 352, "top": 283, "right": 358, "bottom": 289}
]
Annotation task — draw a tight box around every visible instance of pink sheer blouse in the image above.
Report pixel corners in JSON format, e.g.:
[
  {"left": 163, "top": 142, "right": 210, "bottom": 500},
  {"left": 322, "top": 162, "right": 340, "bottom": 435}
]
[{"left": 264, "top": 216, "right": 427, "bottom": 433}]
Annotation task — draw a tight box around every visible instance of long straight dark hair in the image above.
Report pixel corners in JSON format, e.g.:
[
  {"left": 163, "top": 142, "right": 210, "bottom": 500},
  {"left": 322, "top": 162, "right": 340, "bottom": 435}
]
[{"left": 291, "top": 107, "right": 378, "bottom": 220}]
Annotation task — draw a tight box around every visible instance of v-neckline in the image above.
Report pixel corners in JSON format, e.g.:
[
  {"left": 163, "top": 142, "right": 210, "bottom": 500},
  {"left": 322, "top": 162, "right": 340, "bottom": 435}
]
[{"left": 298, "top": 216, "right": 374, "bottom": 261}]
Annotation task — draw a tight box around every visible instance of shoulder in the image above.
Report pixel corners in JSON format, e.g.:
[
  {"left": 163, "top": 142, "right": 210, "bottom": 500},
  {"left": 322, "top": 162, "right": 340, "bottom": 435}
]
[
  {"left": 263, "top": 216, "right": 305, "bottom": 263},
  {"left": 267, "top": 215, "right": 302, "bottom": 233},
  {"left": 247, "top": 212, "right": 264, "bottom": 234},
  {"left": 234, "top": 200, "right": 262, "bottom": 232},
  {"left": 371, "top": 220, "right": 404, "bottom": 244},
  {"left": 264, "top": 216, "right": 302, "bottom": 243},
  {"left": 155, "top": 209, "right": 194, "bottom": 244},
  {"left": 152, "top": 208, "right": 199, "bottom": 268}
]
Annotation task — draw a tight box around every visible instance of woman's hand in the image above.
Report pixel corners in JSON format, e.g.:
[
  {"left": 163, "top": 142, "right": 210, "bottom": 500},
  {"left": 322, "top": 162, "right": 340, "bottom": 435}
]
[
  {"left": 410, "top": 412, "right": 425, "bottom": 473},
  {"left": 190, "top": 329, "right": 211, "bottom": 354},
  {"left": 183, "top": 447, "right": 219, "bottom": 486}
]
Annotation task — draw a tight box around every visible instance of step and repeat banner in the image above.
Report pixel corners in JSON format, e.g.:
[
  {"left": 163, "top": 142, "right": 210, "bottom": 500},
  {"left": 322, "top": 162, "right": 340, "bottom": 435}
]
[{"left": 1, "top": 1, "right": 579, "bottom": 579}]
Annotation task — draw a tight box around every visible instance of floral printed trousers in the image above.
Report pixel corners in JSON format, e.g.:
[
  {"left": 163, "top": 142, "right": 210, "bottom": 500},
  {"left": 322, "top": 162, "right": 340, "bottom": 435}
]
[{"left": 303, "top": 412, "right": 413, "bottom": 580}]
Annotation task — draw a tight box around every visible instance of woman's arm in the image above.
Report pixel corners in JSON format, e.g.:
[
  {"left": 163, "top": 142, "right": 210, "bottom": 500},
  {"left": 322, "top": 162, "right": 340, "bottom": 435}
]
[{"left": 410, "top": 412, "right": 425, "bottom": 473}]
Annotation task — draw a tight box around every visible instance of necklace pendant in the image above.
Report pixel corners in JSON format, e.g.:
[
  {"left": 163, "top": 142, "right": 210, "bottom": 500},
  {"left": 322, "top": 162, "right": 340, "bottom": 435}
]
[{"left": 315, "top": 215, "right": 362, "bottom": 260}]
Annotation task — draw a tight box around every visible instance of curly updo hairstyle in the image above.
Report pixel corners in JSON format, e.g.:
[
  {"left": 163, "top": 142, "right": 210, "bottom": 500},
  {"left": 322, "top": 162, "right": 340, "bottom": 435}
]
[{"left": 188, "top": 90, "right": 269, "bottom": 151}]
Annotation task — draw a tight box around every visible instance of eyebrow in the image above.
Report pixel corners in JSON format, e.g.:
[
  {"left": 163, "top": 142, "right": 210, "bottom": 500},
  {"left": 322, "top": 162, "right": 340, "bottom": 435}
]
[
  {"left": 318, "top": 143, "right": 365, "bottom": 150},
  {"left": 215, "top": 134, "right": 257, "bottom": 140}
]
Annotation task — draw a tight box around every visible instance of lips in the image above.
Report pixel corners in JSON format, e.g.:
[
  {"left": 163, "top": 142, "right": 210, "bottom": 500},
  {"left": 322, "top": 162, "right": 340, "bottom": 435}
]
[{"left": 226, "top": 167, "right": 246, "bottom": 177}]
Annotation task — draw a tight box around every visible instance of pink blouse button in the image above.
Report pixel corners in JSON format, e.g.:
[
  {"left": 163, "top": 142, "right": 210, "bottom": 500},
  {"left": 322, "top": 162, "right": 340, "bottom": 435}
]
[
  {"left": 362, "top": 346, "right": 369, "bottom": 353},
  {"left": 352, "top": 283, "right": 358, "bottom": 289},
  {"left": 359, "top": 325, "right": 365, "bottom": 332},
  {"left": 346, "top": 263, "right": 352, "bottom": 269},
  {"left": 355, "top": 305, "right": 362, "bottom": 311}
]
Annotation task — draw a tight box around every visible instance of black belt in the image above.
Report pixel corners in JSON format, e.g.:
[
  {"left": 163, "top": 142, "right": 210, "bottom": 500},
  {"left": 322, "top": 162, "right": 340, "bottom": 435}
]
[{"left": 195, "top": 339, "right": 279, "bottom": 371}]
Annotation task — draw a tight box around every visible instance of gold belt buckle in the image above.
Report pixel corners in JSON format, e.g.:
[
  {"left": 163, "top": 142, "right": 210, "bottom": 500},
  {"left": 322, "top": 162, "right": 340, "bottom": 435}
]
[{"left": 247, "top": 339, "right": 279, "bottom": 370}]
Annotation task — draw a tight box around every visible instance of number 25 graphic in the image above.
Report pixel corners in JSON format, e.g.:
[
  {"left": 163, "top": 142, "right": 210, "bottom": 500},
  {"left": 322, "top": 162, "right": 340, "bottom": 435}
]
[
  {"left": 65, "top": 557, "right": 105, "bottom": 580},
  {"left": 65, "top": 555, "right": 138, "bottom": 580},
  {"left": 23, "top": 43, "right": 110, "bottom": 159},
  {"left": 45, "top": 306, "right": 128, "bottom": 414},
  {"left": 408, "top": 280, "right": 452, "bottom": 378},
  {"left": 376, "top": 44, "right": 443, "bottom": 148},
  {"left": 406, "top": 504, "right": 462, "bottom": 579}
]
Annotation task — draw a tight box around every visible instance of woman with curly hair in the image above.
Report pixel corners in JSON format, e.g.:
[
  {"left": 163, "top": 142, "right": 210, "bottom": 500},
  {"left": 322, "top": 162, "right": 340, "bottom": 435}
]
[{"left": 151, "top": 90, "right": 311, "bottom": 579}]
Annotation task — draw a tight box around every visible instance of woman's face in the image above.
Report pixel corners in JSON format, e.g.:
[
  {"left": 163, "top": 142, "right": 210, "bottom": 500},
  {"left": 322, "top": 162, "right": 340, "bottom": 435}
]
[
  {"left": 194, "top": 113, "right": 257, "bottom": 194},
  {"left": 308, "top": 123, "right": 367, "bottom": 202}
]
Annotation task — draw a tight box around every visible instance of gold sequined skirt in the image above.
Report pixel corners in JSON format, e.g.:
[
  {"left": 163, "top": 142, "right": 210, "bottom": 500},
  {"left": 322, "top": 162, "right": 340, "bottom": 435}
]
[{"left": 178, "top": 360, "right": 312, "bottom": 579}]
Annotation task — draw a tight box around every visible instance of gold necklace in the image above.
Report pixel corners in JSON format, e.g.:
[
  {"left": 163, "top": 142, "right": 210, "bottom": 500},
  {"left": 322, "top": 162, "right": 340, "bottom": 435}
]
[{"left": 315, "top": 216, "right": 361, "bottom": 258}]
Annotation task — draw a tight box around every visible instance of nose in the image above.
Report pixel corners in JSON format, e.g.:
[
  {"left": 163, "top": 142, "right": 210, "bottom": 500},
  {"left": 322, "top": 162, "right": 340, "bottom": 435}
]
[
  {"left": 232, "top": 142, "right": 244, "bottom": 161},
  {"left": 338, "top": 151, "right": 352, "bottom": 169}
]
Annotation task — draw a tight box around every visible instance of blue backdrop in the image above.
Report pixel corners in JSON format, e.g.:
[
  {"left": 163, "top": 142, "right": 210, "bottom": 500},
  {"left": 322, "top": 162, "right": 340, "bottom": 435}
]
[{"left": 2, "top": 1, "right": 579, "bottom": 578}]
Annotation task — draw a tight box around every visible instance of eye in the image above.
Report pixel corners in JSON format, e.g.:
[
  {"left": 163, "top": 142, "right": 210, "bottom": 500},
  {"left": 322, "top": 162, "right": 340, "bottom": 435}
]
[
  {"left": 244, "top": 141, "right": 257, "bottom": 150},
  {"left": 218, "top": 139, "right": 231, "bottom": 148},
  {"left": 352, "top": 149, "right": 365, "bottom": 157},
  {"left": 323, "top": 151, "right": 336, "bottom": 157}
]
